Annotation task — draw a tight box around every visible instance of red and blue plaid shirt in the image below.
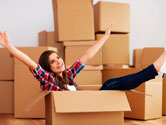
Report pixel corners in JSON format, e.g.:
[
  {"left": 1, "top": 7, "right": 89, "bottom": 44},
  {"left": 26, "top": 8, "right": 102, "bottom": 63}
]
[{"left": 30, "top": 59, "right": 84, "bottom": 91}]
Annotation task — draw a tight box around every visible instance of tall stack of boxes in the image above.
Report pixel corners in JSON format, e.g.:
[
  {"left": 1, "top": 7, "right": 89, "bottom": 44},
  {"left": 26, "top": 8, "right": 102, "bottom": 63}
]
[
  {"left": 94, "top": 1, "right": 163, "bottom": 121},
  {"left": 37, "top": 0, "right": 131, "bottom": 124},
  {"left": 0, "top": 49, "right": 14, "bottom": 114},
  {"left": 94, "top": 1, "right": 130, "bottom": 66}
]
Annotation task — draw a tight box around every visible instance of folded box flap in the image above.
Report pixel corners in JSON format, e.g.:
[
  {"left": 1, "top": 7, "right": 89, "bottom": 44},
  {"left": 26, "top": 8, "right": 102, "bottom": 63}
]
[{"left": 52, "top": 91, "right": 131, "bottom": 113}]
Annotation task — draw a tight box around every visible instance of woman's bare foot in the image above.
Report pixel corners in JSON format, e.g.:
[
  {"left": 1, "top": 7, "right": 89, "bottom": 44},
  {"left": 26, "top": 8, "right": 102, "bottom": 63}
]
[{"left": 153, "top": 51, "right": 166, "bottom": 73}]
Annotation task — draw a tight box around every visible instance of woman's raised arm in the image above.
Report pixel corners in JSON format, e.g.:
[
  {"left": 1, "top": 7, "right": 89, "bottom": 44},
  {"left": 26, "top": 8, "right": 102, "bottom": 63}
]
[
  {"left": 0, "top": 31, "right": 37, "bottom": 70},
  {"left": 80, "top": 24, "right": 112, "bottom": 64}
]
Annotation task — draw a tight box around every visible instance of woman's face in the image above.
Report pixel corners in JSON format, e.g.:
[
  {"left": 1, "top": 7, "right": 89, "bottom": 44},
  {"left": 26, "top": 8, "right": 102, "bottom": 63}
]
[{"left": 48, "top": 52, "right": 65, "bottom": 76}]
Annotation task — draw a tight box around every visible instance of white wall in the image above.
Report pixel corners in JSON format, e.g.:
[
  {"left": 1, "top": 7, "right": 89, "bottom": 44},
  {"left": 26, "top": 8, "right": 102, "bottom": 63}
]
[
  {"left": 0, "top": 0, "right": 54, "bottom": 47},
  {"left": 0, "top": 0, "right": 166, "bottom": 64}
]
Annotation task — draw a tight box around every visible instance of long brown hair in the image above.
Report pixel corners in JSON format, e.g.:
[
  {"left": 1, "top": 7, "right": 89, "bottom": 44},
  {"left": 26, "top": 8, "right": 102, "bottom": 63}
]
[{"left": 38, "top": 50, "right": 77, "bottom": 90}]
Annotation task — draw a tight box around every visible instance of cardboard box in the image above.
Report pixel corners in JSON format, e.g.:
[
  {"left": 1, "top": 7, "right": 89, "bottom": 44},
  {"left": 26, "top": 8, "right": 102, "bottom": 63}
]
[
  {"left": 102, "top": 67, "right": 162, "bottom": 120},
  {"left": 140, "top": 48, "right": 166, "bottom": 116},
  {"left": 45, "top": 91, "right": 130, "bottom": 125},
  {"left": 14, "top": 47, "right": 57, "bottom": 118},
  {"left": 94, "top": 1, "right": 130, "bottom": 33},
  {"left": 73, "top": 65, "right": 103, "bottom": 85},
  {"left": 133, "top": 49, "right": 142, "bottom": 68},
  {"left": 141, "top": 48, "right": 164, "bottom": 68},
  {"left": 38, "top": 31, "right": 64, "bottom": 60},
  {"left": 0, "top": 48, "right": 14, "bottom": 80},
  {"left": 125, "top": 77, "right": 162, "bottom": 120},
  {"left": 96, "top": 34, "right": 129, "bottom": 65},
  {"left": 163, "top": 78, "right": 166, "bottom": 115},
  {"left": 0, "top": 81, "right": 14, "bottom": 114},
  {"left": 52, "top": 0, "right": 95, "bottom": 41},
  {"left": 64, "top": 41, "right": 102, "bottom": 65},
  {"left": 38, "top": 31, "right": 55, "bottom": 46}
]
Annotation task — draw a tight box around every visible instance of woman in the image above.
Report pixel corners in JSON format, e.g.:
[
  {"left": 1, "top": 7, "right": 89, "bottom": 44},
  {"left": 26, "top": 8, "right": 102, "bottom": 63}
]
[{"left": 0, "top": 24, "right": 165, "bottom": 91}]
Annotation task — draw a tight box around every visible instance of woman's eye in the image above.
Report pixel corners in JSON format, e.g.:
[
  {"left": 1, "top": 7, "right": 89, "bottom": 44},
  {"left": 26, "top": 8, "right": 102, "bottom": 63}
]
[
  {"left": 50, "top": 60, "right": 54, "bottom": 64},
  {"left": 57, "top": 56, "right": 60, "bottom": 59}
]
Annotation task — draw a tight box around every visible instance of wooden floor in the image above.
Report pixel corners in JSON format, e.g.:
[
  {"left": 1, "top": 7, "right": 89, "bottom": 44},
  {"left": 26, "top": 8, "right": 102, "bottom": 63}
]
[{"left": 0, "top": 115, "right": 166, "bottom": 125}]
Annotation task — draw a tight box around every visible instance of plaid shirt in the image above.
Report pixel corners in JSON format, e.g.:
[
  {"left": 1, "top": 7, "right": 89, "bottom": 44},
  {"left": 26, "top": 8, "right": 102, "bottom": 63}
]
[{"left": 30, "top": 59, "right": 85, "bottom": 91}]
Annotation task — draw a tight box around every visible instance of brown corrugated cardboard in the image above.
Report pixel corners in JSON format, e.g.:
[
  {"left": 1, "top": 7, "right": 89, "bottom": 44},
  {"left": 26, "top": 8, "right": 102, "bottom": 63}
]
[
  {"left": 0, "top": 81, "right": 14, "bottom": 114},
  {"left": 0, "top": 48, "right": 14, "bottom": 80},
  {"left": 102, "top": 67, "right": 140, "bottom": 82},
  {"left": 133, "top": 49, "right": 142, "bottom": 68},
  {"left": 14, "top": 47, "right": 57, "bottom": 118},
  {"left": 45, "top": 91, "right": 130, "bottom": 125},
  {"left": 38, "top": 31, "right": 65, "bottom": 60},
  {"left": 94, "top": 1, "right": 130, "bottom": 33},
  {"left": 64, "top": 41, "right": 102, "bottom": 65},
  {"left": 52, "top": 0, "right": 95, "bottom": 41},
  {"left": 78, "top": 84, "right": 102, "bottom": 90},
  {"left": 163, "top": 77, "right": 166, "bottom": 115},
  {"left": 74, "top": 65, "right": 103, "bottom": 85},
  {"left": 38, "top": 31, "right": 55, "bottom": 46},
  {"left": 141, "top": 48, "right": 164, "bottom": 68},
  {"left": 140, "top": 48, "right": 166, "bottom": 116},
  {"left": 125, "top": 77, "right": 162, "bottom": 120},
  {"left": 102, "top": 67, "right": 162, "bottom": 120},
  {"left": 96, "top": 34, "right": 129, "bottom": 65}
]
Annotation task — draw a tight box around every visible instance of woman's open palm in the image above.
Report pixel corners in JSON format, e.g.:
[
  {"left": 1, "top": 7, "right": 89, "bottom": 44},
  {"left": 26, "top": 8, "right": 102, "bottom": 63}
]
[
  {"left": 104, "top": 24, "right": 112, "bottom": 39},
  {"left": 0, "top": 31, "right": 9, "bottom": 47}
]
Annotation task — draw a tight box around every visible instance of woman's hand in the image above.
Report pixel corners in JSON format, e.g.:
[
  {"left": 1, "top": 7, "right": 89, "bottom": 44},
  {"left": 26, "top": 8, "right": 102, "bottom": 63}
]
[
  {"left": 0, "top": 31, "right": 10, "bottom": 48},
  {"left": 104, "top": 24, "right": 112, "bottom": 39}
]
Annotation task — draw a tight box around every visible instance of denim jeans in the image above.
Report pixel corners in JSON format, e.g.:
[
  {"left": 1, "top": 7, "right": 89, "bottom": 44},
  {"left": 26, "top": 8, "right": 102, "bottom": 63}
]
[{"left": 100, "top": 64, "right": 158, "bottom": 90}]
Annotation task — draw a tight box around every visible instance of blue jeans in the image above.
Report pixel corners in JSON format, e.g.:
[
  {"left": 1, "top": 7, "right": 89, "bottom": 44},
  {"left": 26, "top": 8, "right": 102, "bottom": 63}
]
[{"left": 100, "top": 64, "right": 158, "bottom": 90}]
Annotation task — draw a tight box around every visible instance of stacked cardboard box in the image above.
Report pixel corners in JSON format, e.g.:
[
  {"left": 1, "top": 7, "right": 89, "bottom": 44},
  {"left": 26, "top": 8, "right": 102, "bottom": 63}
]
[
  {"left": 133, "top": 49, "right": 143, "bottom": 68},
  {"left": 140, "top": 48, "right": 166, "bottom": 116},
  {"left": 0, "top": 48, "right": 14, "bottom": 114},
  {"left": 94, "top": 1, "right": 130, "bottom": 65},
  {"left": 52, "top": 0, "right": 94, "bottom": 41}
]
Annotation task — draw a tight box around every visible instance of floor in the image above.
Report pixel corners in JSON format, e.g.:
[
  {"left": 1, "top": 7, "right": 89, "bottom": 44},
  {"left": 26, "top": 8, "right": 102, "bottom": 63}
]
[{"left": 0, "top": 115, "right": 166, "bottom": 125}]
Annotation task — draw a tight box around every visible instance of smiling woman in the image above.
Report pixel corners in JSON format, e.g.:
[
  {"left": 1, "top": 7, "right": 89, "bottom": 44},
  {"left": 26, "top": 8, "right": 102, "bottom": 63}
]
[{"left": 0, "top": 23, "right": 166, "bottom": 92}]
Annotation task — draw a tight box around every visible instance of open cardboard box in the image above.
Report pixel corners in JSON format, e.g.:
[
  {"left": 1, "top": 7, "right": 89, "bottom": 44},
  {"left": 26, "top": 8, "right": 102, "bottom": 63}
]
[
  {"left": 25, "top": 86, "right": 130, "bottom": 125},
  {"left": 45, "top": 91, "right": 130, "bottom": 125}
]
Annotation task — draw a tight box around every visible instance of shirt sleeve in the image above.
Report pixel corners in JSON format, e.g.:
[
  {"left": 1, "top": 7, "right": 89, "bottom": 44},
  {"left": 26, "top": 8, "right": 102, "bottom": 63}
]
[
  {"left": 67, "top": 59, "right": 85, "bottom": 80},
  {"left": 29, "top": 64, "right": 61, "bottom": 91}
]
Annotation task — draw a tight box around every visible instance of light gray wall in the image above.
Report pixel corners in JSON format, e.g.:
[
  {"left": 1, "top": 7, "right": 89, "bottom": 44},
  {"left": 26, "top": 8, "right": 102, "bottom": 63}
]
[{"left": 0, "top": 0, "right": 166, "bottom": 64}]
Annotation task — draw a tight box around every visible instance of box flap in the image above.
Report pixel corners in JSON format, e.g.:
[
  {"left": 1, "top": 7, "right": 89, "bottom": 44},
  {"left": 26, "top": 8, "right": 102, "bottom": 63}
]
[{"left": 52, "top": 91, "right": 131, "bottom": 113}]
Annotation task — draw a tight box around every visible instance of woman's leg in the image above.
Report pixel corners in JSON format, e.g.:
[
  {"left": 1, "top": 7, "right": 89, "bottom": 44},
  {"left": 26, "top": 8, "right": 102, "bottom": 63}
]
[{"left": 100, "top": 64, "right": 158, "bottom": 90}]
